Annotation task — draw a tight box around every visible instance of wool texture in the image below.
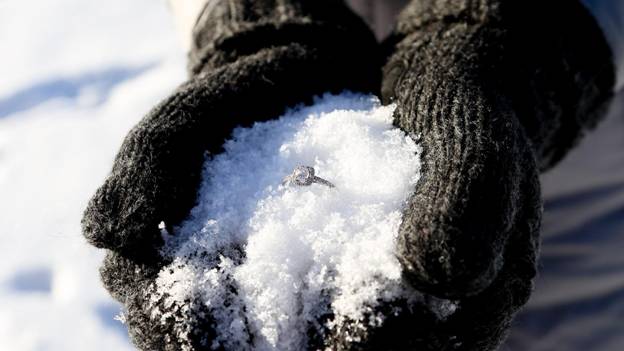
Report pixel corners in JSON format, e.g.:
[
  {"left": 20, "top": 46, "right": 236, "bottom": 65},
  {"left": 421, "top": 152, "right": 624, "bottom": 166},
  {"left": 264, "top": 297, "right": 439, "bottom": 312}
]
[
  {"left": 82, "top": 0, "right": 615, "bottom": 350},
  {"left": 375, "top": 0, "right": 614, "bottom": 349},
  {"left": 83, "top": 0, "right": 381, "bottom": 349},
  {"left": 82, "top": 0, "right": 380, "bottom": 257}
]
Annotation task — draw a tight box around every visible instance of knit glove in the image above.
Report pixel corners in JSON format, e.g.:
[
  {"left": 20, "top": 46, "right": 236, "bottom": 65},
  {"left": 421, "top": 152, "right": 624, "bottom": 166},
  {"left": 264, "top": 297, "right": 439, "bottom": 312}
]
[
  {"left": 336, "top": 0, "right": 613, "bottom": 350},
  {"left": 81, "top": 1, "right": 379, "bottom": 349},
  {"left": 82, "top": 0, "right": 615, "bottom": 350}
]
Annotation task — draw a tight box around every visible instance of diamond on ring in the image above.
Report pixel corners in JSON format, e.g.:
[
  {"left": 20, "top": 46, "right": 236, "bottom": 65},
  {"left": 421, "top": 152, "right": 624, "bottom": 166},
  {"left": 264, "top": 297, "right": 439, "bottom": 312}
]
[{"left": 282, "top": 165, "right": 335, "bottom": 188}]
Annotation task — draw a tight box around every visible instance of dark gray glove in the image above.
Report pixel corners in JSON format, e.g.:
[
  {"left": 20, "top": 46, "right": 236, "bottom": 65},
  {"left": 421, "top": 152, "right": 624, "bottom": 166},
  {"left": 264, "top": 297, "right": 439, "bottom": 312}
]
[
  {"left": 345, "top": 0, "right": 613, "bottom": 349},
  {"left": 82, "top": 0, "right": 615, "bottom": 350},
  {"left": 82, "top": 1, "right": 379, "bottom": 349}
]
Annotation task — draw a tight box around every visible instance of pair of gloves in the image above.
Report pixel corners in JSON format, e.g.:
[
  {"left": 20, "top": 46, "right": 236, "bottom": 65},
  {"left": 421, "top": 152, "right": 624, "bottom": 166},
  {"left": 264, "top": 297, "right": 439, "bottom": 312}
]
[{"left": 82, "top": 0, "right": 614, "bottom": 350}]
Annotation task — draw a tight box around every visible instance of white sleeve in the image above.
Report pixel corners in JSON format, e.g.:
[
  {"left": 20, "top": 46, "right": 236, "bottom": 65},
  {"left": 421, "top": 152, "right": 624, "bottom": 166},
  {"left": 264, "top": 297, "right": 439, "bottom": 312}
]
[{"left": 167, "top": 0, "right": 210, "bottom": 53}]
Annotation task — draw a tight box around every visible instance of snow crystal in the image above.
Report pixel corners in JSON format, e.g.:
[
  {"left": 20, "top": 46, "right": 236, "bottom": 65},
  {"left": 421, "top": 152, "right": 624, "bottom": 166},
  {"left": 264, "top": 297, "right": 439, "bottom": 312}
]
[{"left": 153, "top": 93, "right": 426, "bottom": 350}]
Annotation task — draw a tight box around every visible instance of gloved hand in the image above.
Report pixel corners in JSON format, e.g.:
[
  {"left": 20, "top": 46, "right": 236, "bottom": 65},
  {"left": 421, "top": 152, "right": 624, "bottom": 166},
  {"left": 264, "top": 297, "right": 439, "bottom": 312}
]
[
  {"left": 81, "top": 0, "right": 379, "bottom": 349},
  {"left": 338, "top": 0, "right": 612, "bottom": 349},
  {"left": 82, "top": 0, "right": 615, "bottom": 350}
]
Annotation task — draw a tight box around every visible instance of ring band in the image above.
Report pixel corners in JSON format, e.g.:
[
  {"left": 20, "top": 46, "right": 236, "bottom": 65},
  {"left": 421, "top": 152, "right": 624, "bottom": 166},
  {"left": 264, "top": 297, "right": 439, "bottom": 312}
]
[{"left": 311, "top": 176, "right": 335, "bottom": 188}]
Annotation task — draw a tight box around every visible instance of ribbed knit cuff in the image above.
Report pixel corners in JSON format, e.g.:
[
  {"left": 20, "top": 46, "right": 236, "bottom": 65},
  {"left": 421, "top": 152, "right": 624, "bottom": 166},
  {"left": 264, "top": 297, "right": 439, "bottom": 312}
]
[
  {"left": 384, "top": 0, "right": 615, "bottom": 170},
  {"left": 187, "top": 0, "right": 378, "bottom": 76}
]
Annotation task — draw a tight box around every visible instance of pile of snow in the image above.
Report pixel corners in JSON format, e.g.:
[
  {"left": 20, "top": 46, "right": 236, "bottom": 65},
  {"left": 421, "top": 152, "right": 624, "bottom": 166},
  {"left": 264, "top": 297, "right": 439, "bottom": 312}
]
[{"left": 151, "top": 94, "right": 425, "bottom": 350}]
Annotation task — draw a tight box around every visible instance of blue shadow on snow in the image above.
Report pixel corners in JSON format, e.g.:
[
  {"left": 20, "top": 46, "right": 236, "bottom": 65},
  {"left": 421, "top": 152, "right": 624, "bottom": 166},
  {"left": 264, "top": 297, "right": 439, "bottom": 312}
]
[{"left": 0, "top": 63, "right": 155, "bottom": 118}]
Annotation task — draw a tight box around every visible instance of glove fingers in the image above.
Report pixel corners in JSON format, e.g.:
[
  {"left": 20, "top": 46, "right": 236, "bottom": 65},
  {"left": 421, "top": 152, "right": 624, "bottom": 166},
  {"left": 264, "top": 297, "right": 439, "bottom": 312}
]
[
  {"left": 386, "top": 27, "right": 529, "bottom": 297},
  {"left": 437, "top": 142, "right": 541, "bottom": 350},
  {"left": 82, "top": 32, "right": 380, "bottom": 257},
  {"left": 99, "top": 250, "right": 164, "bottom": 302},
  {"left": 395, "top": 80, "right": 527, "bottom": 298}
]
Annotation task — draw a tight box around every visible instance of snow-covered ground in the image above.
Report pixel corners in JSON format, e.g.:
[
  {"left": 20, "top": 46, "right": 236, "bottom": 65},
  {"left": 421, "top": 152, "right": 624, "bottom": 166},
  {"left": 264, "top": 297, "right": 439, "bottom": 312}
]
[{"left": 0, "top": 1, "right": 186, "bottom": 350}]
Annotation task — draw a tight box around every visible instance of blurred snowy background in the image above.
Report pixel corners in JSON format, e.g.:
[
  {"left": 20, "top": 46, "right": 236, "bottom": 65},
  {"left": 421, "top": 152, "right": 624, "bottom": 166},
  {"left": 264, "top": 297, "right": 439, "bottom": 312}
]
[{"left": 0, "top": 1, "right": 186, "bottom": 349}]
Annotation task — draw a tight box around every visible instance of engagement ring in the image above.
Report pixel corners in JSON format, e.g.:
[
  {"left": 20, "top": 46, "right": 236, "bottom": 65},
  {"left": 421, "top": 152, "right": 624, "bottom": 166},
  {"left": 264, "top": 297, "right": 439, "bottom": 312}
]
[{"left": 282, "top": 165, "right": 335, "bottom": 188}]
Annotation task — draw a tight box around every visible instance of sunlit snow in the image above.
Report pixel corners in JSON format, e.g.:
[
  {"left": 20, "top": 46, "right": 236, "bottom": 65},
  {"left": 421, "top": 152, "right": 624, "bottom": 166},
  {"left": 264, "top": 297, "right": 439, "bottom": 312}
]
[
  {"left": 153, "top": 94, "right": 423, "bottom": 350},
  {"left": 0, "top": 1, "right": 185, "bottom": 350}
]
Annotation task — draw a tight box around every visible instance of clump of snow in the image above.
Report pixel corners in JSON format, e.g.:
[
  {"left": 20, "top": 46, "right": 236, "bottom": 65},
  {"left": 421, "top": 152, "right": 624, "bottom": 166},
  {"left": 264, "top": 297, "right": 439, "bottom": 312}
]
[{"left": 153, "top": 93, "right": 426, "bottom": 350}]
